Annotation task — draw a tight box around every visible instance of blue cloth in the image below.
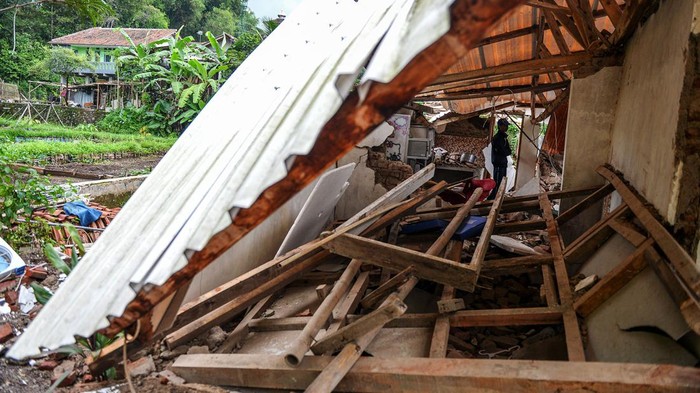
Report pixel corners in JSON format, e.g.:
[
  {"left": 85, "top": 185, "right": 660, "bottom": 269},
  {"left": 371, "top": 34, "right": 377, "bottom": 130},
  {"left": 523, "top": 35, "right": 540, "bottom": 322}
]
[{"left": 64, "top": 201, "right": 102, "bottom": 226}]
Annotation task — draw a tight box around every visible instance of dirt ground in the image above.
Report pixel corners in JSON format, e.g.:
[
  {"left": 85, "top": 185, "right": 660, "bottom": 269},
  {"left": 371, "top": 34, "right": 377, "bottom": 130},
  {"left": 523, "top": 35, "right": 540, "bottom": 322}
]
[{"left": 45, "top": 154, "right": 164, "bottom": 184}]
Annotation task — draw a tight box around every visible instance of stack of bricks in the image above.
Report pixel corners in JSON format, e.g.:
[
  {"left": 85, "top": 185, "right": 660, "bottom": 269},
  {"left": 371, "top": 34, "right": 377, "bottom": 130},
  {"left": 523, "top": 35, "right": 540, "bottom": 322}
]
[{"left": 367, "top": 150, "right": 414, "bottom": 190}]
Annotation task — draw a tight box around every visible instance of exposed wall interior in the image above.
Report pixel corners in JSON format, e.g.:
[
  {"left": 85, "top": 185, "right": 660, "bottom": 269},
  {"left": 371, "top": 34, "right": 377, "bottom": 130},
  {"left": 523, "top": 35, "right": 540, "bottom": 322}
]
[
  {"left": 559, "top": 66, "right": 622, "bottom": 243},
  {"left": 609, "top": 0, "right": 694, "bottom": 226},
  {"left": 183, "top": 179, "right": 317, "bottom": 302}
]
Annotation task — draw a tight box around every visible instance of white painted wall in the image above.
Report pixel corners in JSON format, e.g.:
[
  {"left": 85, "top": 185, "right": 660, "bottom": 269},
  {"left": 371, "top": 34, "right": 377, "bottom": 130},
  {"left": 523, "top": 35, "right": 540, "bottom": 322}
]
[{"left": 609, "top": 0, "right": 695, "bottom": 224}]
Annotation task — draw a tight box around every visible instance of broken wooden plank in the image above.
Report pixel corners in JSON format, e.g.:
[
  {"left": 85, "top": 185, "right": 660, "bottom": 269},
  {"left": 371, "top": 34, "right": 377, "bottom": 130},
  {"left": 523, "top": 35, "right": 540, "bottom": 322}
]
[
  {"left": 563, "top": 203, "right": 629, "bottom": 266},
  {"left": 494, "top": 219, "right": 547, "bottom": 234},
  {"left": 470, "top": 179, "right": 507, "bottom": 274},
  {"left": 482, "top": 254, "right": 553, "bottom": 271},
  {"left": 597, "top": 165, "right": 700, "bottom": 295},
  {"left": 429, "top": 240, "right": 462, "bottom": 358},
  {"left": 310, "top": 295, "right": 407, "bottom": 355},
  {"left": 542, "top": 264, "right": 559, "bottom": 307},
  {"left": 449, "top": 307, "right": 562, "bottom": 327},
  {"left": 574, "top": 238, "right": 654, "bottom": 317},
  {"left": 172, "top": 354, "right": 700, "bottom": 392},
  {"left": 164, "top": 250, "right": 331, "bottom": 349},
  {"left": 216, "top": 295, "right": 275, "bottom": 353},
  {"left": 338, "top": 164, "right": 436, "bottom": 234},
  {"left": 428, "top": 188, "right": 484, "bottom": 257},
  {"left": 327, "top": 272, "right": 371, "bottom": 335},
  {"left": 360, "top": 266, "right": 414, "bottom": 309},
  {"left": 539, "top": 193, "right": 585, "bottom": 361},
  {"left": 324, "top": 234, "right": 477, "bottom": 291},
  {"left": 610, "top": 219, "right": 700, "bottom": 334},
  {"left": 284, "top": 258, "right": 363, "bottom": 366},
  {"left": 362, "top": 181, "right": 448, "bottom": 236},
  {"left": 248, "top": 317, "right": 311, "bottom": 332},
  {"left": 557, "top": 183, "right": 614, "bottom": 226}
]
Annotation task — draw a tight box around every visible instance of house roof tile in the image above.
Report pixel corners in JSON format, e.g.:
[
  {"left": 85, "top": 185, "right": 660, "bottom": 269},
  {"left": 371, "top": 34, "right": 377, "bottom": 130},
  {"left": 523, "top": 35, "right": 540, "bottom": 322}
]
[{"left": 49, "top": 27, "right": 177, "bottom": 47}]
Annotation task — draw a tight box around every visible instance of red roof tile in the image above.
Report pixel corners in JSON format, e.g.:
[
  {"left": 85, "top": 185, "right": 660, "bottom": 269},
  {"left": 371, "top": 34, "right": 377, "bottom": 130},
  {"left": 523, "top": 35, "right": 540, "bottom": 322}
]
[{"left": 49, "top": 27, "right": 176, "bottom": 47}]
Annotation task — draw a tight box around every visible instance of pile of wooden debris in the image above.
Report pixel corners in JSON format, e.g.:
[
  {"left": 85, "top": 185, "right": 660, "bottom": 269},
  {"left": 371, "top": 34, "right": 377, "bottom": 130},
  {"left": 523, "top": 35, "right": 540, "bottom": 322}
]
[{"left": 76, "top": 164, "right": 698, "bottom": 392}]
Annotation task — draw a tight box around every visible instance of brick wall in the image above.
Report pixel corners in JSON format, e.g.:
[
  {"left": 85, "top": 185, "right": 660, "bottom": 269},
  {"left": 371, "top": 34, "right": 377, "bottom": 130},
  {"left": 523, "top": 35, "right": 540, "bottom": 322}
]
[{"left": 366, "top": 150, "right": 414, "bottom": 190}]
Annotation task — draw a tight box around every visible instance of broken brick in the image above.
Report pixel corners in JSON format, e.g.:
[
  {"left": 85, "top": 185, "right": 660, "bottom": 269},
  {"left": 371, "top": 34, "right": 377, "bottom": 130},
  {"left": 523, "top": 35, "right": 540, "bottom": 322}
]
[
  {"left": 0, "top": 279, "right": 16, "bottom": 294},
  {"left": 0, "top": 323, "right": 13, "bottom": 343},
  {"left": 37, "top": 359, "right": 59, "bottom": 371},
  {"left": 26, "top": 266, "right": 48, "bottom": 280},
  {"left": 4, "top": 290, "right": 18, "bottom": 305}
]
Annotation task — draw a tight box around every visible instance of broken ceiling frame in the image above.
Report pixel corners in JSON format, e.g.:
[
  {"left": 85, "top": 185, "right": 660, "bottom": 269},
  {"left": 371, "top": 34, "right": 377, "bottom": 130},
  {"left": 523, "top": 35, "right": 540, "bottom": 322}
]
[
  {"left": 413, "top": 0, "right": 650, "bottom": 117},
  {"left": 8, "top": 0, "right": 529, "bottom": 360}
]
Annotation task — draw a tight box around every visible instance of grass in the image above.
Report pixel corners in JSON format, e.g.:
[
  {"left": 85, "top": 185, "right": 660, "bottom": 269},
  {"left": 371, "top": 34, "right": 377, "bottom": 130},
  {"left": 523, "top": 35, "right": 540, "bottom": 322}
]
[{"left": 0, "top": 117, "right": 176, "bottom": 164}]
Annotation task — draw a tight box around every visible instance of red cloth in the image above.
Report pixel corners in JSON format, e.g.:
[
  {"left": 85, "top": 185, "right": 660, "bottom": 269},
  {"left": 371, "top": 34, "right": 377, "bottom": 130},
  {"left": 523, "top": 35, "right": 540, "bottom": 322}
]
[{"left": 463, "top": 178, "right": 496, "bottom": 201}]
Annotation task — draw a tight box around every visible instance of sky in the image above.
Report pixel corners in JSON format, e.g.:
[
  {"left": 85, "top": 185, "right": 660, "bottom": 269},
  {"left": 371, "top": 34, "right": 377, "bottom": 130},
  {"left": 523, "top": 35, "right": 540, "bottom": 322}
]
[{"left": 248, "top": 0, "right": 304, "bottom": 19}]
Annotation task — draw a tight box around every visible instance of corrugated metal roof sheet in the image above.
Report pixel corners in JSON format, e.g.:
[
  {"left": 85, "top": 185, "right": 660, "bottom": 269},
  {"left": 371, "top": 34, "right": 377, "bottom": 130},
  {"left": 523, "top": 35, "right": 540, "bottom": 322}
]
[{"left": 9, "top": 0, "right": 466, "bottom": 359}]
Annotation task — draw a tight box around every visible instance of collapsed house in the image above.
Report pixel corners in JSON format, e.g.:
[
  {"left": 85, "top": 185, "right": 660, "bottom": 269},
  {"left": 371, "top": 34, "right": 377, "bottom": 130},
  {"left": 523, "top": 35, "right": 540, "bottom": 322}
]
[{"left": 5, "top": 0, "right": 700, "bottom": 391}]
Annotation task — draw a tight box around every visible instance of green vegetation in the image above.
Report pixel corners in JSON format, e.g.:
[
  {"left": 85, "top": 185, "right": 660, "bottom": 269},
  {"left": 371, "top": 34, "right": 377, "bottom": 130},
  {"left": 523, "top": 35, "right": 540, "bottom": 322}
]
[
  {"left": 0, "top": 134, "right": 67, "bottom": 248},
  {"left": 0, "top": 118, "right": 176, "bottom": 163},
  {"left": 115, "top": 30, "right": 239, "bottom": 134}
]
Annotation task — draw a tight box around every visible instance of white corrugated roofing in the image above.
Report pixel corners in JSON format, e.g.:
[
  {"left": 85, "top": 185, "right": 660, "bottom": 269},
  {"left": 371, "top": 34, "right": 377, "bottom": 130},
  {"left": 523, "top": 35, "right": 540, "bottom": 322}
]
[{"left": 9, "top": 0, "right": 458, "bottom": 359}]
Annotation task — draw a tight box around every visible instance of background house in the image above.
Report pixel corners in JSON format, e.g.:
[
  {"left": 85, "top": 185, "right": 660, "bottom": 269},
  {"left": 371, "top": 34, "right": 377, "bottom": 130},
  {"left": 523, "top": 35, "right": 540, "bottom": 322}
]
[{"left": 48, "top": 27, "right": 176, "bottom": 109}]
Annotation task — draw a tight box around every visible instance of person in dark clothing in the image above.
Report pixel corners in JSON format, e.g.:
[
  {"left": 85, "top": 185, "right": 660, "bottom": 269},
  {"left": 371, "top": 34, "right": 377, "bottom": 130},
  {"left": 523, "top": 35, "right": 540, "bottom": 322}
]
[{"left": 489, "top": 118, "right": 512, "bottom": 200}]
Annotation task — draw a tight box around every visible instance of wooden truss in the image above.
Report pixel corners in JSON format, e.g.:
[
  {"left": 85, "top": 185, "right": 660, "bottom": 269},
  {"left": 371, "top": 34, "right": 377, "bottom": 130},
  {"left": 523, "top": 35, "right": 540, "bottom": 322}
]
[
  {"left": 157, "top": 163, "right": 699, "bottom": 392},
  {"left": 416, "top": 0, "right": 658, "bottom": 125}
]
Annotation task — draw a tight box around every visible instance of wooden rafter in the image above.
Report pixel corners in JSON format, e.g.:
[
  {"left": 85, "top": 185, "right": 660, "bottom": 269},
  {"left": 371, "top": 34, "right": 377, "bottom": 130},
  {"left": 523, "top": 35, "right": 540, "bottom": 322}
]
[
  {"left": 599, "top": 0, "right": 623, "bottom": 27},
  {"left": 543, "top": 9, "right": 572, "bottom": 55},
  {"left": 532, "top": 87, "right": 570, "bottom": 123},
  {"left": 525, "top": 0, "right": 572, "bottom": 13},
  {"left": 430, "top": 101, "right": 515, "bottom": 127},
  {"left": 427, "top": 81, "right": 570, "bottom": 102},
  {"left": 428, "top": 53, "right": 591, "bottom": 86},
  {"left": 611, "top": 0, "right": 659, "bottom": 45},
  {"left": 421, "top": 53, "right": 620, "bottom": 96}
]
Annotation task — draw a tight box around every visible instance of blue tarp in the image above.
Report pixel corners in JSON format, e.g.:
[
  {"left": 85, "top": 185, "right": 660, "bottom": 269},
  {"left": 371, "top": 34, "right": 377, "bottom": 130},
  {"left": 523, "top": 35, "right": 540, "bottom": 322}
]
[
  {"left": 64, "top": 201, "right": 102, "bottom": 226},
  {"left": 400, "top": 216, "right": 487, "bottom": 240}
]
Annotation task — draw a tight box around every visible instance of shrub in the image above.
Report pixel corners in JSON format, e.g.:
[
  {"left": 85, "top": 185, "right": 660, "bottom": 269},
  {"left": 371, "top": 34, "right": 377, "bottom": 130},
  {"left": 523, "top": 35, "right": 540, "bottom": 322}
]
[{"left": 97, "top": 106, "right": 148, "bottom": 134}]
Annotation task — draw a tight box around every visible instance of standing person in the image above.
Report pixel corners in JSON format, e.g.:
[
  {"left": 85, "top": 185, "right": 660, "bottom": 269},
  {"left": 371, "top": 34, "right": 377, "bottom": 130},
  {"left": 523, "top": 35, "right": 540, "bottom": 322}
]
[{"left": 489, "top": 118, "right": 512, "bottom": 200}]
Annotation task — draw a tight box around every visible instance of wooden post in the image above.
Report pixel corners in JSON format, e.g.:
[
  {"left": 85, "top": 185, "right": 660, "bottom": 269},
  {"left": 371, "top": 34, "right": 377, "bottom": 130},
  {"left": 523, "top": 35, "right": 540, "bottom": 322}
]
[{"left": 284, "top": 259, "right": 363, "bottom": 366}]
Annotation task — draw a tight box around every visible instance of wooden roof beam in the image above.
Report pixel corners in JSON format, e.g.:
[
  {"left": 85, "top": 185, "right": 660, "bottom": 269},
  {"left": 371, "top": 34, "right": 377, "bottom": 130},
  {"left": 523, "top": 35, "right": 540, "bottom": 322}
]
[
  {"left": 420, "top": 53, "right": 619, "bottom": 96},
  {"left": 599, "top": 0, "right": 623, "bottom": 27},
  {"left": 611, "top": 0, "right": 660, "bottom": 46},
  {"left": 428, "top": 101, "right": 517, "bottom": 127},
  {"left": 533, "top": 87, "right": 570, "bottom": 123},
  {"left": 526, "top": 0, "right": 572, "bottom": 13},
  {"left": 430, "top": 53, "right": 591, "bottom": 86},
  {"left": 474, "top": 8, "right": 611, "bottom": 49},
  {"left": 426, "top": 81, "right": 569, "bottom": 102}
]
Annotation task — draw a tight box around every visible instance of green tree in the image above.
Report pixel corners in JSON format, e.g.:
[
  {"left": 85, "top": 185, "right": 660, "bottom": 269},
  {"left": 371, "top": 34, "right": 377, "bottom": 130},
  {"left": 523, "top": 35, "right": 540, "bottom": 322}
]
[
  {"left": 202, "top": 6, "right": 235, "bottom": 36},
  {"left": 259, "top": 17, "right": 279, "bottom": 38},
  {"left": 37, "top": 47, "right": 93, "bottom": 104},
  {"left": 234, "top": 8, "right": 258, "bottom": 36},
  {"left": 0, "top": 0, "right": 113, "bottom": 24},
  {"left": 131, "top": 4, "right": 169, "bottom": 28},
  {"left": 117, "top": 30, "right": 232, "bottom": 134},
  {"left": 229, "top": 31, "right": 260, "bottom": 67},
  {"left": 162, "top": 0, "right": 204, "bottom": 36}
]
